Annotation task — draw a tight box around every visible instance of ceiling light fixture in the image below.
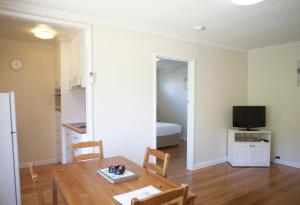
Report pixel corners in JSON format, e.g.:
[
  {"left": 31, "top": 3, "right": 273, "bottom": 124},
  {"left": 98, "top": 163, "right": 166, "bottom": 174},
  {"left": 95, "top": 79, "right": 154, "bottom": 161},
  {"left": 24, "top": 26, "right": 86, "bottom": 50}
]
[
  {"left": 33, "top": 25, "right": 56, "bottom": 39},
  {"left": 230, "top": 0, "right": 264, "bottom": 5},
  {"left": 194, "top": 26, "right": 206, "bottom": 32}
]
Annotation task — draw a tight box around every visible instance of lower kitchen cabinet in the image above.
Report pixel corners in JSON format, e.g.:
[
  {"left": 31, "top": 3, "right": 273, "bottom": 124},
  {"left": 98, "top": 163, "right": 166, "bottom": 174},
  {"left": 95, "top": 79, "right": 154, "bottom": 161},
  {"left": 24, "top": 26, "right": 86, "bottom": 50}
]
[{"left": 62, "top": 127, "right": 91, "bottom": 163}]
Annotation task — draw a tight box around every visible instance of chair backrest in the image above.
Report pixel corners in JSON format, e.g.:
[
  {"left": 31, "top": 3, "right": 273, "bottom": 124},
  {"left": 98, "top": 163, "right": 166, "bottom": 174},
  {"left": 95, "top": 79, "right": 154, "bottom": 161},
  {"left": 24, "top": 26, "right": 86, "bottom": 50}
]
[
  {"left": 28, "top": 162, "right": 45, "bottom": 205},
  {"left": 131, "top": 184, "right": 189, "bottom": 205},
  {"left": 72, "top": 140, "right": 104, "bottom": 162},
  {"left": 143, "top": 147, "right": 170, "bottom": 178}
]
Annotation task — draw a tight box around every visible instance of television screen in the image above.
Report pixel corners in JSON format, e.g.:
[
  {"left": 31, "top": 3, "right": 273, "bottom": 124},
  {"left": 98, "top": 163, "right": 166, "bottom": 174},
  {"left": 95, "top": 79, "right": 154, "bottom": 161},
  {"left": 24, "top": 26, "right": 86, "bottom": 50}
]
[{"left": 233, "top": 106, "right": 266, "bottom": 130}]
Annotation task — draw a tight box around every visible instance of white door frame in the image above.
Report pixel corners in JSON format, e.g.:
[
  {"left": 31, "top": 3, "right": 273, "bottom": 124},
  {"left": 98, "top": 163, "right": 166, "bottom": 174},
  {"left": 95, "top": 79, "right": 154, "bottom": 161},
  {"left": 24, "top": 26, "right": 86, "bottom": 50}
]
[
  {"left": 153, "top": 54, "right": 195, "bottom": 171},
  {"left": 0, "top": 10, "right": 94, "bottom": 145}
]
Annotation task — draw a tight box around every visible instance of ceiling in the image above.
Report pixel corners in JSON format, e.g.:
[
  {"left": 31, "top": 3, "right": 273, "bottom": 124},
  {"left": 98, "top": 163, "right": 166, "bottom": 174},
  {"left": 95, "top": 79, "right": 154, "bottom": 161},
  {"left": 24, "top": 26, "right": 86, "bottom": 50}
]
[
  {"left": 0, "top": 16, "right": 80, "bottom": 45},
  {"left": 2, "top": 0, "right": 300, "bottom": 50}
]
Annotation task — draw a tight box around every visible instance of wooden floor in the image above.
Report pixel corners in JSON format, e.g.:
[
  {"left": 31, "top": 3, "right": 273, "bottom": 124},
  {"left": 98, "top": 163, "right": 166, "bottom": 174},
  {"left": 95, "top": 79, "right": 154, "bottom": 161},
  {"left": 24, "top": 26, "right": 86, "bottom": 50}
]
[
  {"left": 21, "top": 164, "right": 65, "bottom": 205},
  {"left": 160, "top": 141, "right": 300, "bottom": 205},
  {"left": 21, "top": 142, "right": 300, "bottom": 205}
]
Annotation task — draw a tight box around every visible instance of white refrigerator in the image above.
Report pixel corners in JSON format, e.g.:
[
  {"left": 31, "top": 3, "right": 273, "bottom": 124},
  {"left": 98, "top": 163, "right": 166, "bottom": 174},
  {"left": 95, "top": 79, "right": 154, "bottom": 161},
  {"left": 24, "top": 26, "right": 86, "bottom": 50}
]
[{"left": 0, "top": 92, "right": 21, "bottom": 205}]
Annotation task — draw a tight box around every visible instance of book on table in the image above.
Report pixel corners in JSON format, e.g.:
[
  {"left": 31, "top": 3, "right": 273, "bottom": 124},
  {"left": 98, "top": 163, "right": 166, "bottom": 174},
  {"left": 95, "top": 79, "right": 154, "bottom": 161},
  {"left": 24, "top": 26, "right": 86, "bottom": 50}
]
[
  {"left": 97, "top": 168, "right": 139, "bottom": 183},
  {"left": 113, "top": 185, "right": 161, "bottom": 205}
]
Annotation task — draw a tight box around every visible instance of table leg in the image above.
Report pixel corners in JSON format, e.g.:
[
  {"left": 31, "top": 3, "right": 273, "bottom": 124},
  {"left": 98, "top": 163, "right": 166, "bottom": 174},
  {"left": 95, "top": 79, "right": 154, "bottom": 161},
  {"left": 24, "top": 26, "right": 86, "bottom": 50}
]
[{"left": 52, "top": 179, "right": 58, "bottom": 205}]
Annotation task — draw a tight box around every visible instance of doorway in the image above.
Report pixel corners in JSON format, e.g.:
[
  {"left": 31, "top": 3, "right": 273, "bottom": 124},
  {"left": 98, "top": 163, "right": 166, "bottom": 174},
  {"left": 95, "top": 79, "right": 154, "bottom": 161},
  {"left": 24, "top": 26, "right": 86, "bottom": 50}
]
[
  {"left": 0, "top": 11, "right": 94, "bottom": 165},
  {"left": 153, "top": 54, "right": 195, "bottom": 171}
]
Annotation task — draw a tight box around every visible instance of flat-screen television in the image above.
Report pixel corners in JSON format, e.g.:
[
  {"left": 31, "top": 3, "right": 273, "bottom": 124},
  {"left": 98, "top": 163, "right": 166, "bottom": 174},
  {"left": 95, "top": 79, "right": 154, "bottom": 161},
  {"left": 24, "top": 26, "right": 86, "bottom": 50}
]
[{"left": 233, "top": 106, "right": 266, "bottom": 130}]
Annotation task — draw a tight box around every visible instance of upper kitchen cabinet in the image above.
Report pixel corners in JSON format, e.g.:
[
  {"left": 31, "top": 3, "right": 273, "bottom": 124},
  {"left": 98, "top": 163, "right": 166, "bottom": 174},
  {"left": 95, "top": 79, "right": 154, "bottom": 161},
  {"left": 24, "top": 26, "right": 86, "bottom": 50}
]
[
  {"left": 69, "top": 32, "right": 87, "bottom": 88},
  {"left": 55, "top": 45, "right": 61, "bottom": 88}
]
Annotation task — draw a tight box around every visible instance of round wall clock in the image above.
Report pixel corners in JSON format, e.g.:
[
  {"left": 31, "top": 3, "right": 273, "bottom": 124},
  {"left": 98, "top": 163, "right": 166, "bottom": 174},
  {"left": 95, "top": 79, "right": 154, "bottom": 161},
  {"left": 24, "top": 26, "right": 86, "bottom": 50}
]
[{"left": 10, "top": 59, "right": 23, "bottom": 71}]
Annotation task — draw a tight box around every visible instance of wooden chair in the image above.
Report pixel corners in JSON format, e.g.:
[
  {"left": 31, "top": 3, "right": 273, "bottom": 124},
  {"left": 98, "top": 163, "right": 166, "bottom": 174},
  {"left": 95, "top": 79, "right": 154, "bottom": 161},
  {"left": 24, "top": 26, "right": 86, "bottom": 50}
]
[
  {"left": 72, "top": 140, "right": 104, "bottom": 162},
  {"left": 143, "top": 147, "right": 170, "bottom": 178},
  {"left": 28, "top": 162, "right": 46, "bottom": 205},
  {"left": 131, "top": 184, "right": 189, "bottom": 205}
]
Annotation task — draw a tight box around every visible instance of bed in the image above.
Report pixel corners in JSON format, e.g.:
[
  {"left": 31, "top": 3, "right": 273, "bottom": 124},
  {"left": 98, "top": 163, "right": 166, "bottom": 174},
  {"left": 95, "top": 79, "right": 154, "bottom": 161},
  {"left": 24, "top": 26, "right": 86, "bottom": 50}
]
[{"left": 156, "top": 122, "right": 182, "bottom": 148}]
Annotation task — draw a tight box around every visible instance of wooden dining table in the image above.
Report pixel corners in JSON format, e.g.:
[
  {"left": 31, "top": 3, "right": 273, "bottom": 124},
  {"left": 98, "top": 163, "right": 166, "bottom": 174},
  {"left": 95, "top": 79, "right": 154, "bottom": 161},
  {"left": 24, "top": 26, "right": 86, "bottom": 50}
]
[{"left": 52, "top": 156, "right": 196, "bottom": 205}]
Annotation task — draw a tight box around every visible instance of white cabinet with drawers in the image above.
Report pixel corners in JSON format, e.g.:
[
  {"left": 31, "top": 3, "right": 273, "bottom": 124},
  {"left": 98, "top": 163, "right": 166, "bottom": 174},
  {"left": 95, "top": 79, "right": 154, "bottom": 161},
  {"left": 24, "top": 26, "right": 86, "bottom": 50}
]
[
  {"left": 228, "top": 129, "right": 271, "bottom": 167},
  {"left": 55, "top": 112, "right": 62, "bottom": 162},
  {"left": 62, "top": 126, "right": 90, "bottom": 163}
]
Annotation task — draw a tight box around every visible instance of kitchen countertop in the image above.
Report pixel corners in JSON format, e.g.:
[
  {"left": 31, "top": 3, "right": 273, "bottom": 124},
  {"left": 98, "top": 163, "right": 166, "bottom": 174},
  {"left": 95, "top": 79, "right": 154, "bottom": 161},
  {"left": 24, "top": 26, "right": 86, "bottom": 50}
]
[{"left": 62, "top": 123, "right": 86, "bottom": 134}]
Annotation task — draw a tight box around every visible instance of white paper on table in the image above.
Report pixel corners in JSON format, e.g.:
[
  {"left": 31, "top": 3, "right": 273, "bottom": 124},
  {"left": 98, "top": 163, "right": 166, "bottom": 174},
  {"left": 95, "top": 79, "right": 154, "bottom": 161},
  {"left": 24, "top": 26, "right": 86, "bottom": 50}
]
[{"left": 113, "top": 185, "right": 161, "bottom": 205}]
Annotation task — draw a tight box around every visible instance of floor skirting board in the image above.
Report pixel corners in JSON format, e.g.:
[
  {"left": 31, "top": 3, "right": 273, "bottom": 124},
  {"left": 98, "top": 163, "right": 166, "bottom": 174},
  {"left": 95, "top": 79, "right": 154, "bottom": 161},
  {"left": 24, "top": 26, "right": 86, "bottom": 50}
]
[
  {"left": 180, "top": 137, "right": 187, "bottom": 142},
  {"left": 273, "top": 159, "right": 300, "bottom": 169},
  {"left": 19, "top": 158, "right": 58, "bottom": 168},
  {"left": 193, "top": 157, "right": 227, "bottom": 170}
]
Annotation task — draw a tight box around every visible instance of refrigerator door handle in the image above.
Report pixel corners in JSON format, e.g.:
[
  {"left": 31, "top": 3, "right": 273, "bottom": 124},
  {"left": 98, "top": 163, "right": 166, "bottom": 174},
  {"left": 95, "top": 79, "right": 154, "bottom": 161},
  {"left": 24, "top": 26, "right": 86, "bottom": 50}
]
[{"left": 9, "top": 92, "right": 18, "bottom": 133}]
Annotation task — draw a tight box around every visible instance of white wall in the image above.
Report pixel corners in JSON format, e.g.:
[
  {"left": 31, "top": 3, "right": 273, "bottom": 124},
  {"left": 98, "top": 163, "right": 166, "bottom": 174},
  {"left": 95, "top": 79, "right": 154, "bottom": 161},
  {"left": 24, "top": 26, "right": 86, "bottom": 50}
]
[
  {"left": 92, "top": 25, "right": 248, "bottom": 166},
  {"left": 157, "top": 66, "right": 188, "bottom": 140},
  {"left": 0, "top": 40, "right": 57, "bottom": 165},
  {"left": 248, "top": 43, "right": 300, "bottom": 167}
]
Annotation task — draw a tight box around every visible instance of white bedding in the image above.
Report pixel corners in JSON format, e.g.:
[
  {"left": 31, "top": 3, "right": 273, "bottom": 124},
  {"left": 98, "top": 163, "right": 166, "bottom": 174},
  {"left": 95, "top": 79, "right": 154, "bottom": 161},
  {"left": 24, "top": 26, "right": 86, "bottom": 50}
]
[{"left": 156, "top": 122, "right": 181, "bottom": 137}]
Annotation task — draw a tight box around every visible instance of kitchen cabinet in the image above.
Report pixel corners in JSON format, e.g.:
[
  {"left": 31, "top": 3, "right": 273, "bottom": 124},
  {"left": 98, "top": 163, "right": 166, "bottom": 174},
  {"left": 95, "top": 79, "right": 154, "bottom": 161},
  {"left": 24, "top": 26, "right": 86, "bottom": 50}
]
[
  {"left": 55, "top": 45, "right": 61, "bottom": 88},
  {"left": 69, "top": 33, "right": 87, "bottom": 88},
  {"left": 55, "top": 112, "right": 62, "bottom": 162},
  {"left": 62, "top": 125, "right": 90, "bottom": 163}
]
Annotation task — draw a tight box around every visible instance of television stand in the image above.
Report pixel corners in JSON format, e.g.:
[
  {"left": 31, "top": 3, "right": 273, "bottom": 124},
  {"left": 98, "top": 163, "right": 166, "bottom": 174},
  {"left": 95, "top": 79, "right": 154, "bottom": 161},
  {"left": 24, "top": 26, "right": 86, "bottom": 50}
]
[
  {"left": 227, "top": 129, "right": 271, "bottom": 167},
  {"left": 238, "top": 128, "right": 261, "bottom": 131}
]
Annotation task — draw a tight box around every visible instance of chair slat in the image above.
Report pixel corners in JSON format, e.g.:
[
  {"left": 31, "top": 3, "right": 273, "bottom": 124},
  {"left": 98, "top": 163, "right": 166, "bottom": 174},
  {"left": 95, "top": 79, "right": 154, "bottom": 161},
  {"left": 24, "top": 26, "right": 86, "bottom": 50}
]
[
  {"left": 72, "top": 140, "right": 104, "bottom": 162},
  {"left": 143, "top": 147, "right": 170, "bottom": 178},
  {"left": 145, "top": 163, "right": 163, "bottom": 176},
  {"left": 147, "top": 148, "right": 167, "bottom": 160},
  {"left": 28, "top": 162, "right": 46, "bottom": 205},
  {"left": 131, "top": 184, "right": 189, "bottom": 205}
]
